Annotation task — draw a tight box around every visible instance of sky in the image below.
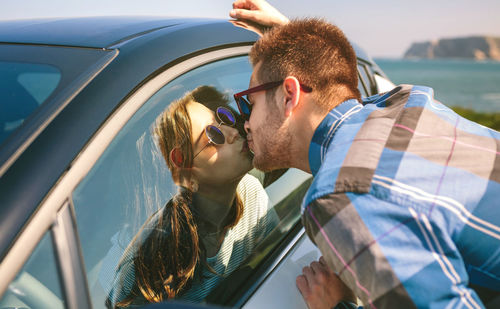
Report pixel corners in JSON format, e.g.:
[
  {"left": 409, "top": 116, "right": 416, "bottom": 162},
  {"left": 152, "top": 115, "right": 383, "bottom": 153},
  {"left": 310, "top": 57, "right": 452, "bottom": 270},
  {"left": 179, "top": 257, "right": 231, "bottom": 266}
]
[{"left": 2, "top": 0, "right": 500, "bottom": 58}]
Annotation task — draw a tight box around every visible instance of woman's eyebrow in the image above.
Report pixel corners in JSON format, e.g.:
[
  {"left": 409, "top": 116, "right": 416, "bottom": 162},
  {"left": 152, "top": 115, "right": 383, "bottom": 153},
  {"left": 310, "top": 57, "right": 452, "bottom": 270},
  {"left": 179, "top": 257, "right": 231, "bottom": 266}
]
[
  {"left": 193, "top": 112, "right": 216, "bottom": 148},
  {"left": 193, "top": 129, "right": 205, "bottom": 147}
]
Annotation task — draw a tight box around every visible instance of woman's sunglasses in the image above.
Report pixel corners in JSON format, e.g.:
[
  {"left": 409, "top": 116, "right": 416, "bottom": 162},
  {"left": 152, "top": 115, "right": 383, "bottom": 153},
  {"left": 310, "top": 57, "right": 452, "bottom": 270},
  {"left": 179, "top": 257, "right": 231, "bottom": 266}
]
[
  {"left": 192, "top": 106, "right": 236, "bottom": 159},
  {"left": 234, "top": 80, "right": 312, "bottom": 121}
]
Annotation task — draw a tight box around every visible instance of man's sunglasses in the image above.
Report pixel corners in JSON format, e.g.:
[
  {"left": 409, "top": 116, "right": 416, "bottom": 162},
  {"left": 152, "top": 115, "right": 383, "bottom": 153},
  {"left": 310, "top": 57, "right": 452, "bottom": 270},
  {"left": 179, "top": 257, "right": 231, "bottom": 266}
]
[
  {"left": 192, "top": 106, "right": 236, "bottom": 159},
  {"left": 234, "top": 80, "right": 312, "bottom": 121}
]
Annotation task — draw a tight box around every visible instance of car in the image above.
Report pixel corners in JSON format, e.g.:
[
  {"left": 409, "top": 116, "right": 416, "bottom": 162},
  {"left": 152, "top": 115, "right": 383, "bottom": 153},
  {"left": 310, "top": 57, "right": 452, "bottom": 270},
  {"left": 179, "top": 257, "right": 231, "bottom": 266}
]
[{"left": 0, "top": 16, "right": 395, "bottom": 309}]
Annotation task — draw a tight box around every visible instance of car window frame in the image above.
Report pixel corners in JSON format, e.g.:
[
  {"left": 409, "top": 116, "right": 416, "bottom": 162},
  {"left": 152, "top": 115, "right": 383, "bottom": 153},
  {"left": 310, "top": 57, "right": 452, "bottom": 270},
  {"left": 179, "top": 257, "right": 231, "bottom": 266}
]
[
  {"left": 0, "top": 45, "right": 253, "bottom": 307},
  {"left": 357, "top": 59, "right": 378, "bottom": 97}
]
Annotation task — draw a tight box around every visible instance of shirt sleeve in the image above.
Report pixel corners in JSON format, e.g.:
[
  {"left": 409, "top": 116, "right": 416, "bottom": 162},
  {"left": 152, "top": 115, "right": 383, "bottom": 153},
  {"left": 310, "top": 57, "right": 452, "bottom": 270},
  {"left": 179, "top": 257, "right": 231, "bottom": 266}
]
[{"left": 302, "top": 191, "right": 485, "bottom": 309}]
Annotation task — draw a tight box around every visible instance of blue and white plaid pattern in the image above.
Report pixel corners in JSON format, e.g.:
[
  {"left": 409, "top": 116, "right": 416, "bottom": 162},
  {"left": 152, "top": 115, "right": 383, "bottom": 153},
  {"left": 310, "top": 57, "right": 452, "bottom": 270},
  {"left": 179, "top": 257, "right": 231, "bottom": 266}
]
[{"left": 302, "top": 85, "right": 500, "bottom": 308}]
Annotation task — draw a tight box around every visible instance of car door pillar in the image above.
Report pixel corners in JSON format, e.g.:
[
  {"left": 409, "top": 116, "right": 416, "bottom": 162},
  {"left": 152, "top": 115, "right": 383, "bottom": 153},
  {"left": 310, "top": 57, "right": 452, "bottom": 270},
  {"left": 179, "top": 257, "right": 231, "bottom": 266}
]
[{"left": 52, "top": 200, "right": 92, "bottom": 309}]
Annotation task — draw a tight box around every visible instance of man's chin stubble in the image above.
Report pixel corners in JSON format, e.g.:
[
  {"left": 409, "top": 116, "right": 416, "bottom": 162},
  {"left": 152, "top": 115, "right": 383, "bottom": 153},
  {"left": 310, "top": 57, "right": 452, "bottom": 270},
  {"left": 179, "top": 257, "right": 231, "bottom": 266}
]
[{"left": 252, "top": 151, "right": 288, "bottom": 172}]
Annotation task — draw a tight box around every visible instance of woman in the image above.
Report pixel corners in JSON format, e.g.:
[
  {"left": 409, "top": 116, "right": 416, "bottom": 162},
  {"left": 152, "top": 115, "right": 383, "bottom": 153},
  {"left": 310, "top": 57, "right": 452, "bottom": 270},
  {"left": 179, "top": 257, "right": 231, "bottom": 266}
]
[{"left": 108, "top": 86, "right": 278, "bottom": 308}]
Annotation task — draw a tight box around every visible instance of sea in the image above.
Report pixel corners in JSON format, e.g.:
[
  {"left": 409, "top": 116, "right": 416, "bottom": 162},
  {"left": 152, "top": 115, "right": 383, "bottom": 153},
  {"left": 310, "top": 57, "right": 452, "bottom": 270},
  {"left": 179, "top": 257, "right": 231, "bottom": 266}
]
[{"left": 374, "top": 58, "right": 500, "bottom": 113}]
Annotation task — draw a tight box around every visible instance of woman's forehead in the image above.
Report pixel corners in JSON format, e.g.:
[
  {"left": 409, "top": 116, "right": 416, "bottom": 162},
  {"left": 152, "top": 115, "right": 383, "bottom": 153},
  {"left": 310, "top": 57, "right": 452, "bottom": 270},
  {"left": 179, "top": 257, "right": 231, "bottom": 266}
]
[
  {"left": 187, "top": 101, "right": 215, "bottom": 122},
  {"left": 187, "top": 101, "right": 215, "bottom": 139}
]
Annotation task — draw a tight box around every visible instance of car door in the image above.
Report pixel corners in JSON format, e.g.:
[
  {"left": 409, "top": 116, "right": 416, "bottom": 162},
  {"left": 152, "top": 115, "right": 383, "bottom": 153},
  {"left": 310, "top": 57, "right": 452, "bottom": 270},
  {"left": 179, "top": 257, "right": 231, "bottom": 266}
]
[
  {"left": 0, "top": 40, "right": 393, "bottom": 309},
  {"left": 0, "top": 41, "right": 315, "bottom": 309}
]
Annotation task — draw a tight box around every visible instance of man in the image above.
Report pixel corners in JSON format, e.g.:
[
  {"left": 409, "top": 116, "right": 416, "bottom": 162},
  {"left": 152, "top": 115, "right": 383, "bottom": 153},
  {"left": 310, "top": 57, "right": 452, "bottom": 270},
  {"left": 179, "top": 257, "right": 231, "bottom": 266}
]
[{"left": 230, "top": 1, "right": 500, "bottom": 308}]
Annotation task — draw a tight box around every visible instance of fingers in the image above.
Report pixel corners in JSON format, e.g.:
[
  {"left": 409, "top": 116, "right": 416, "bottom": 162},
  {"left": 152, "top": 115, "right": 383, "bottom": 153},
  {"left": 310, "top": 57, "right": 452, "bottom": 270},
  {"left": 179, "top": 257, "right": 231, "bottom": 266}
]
[
  {"left": 300, "top": 259, "right": 338, "bottom": 289},
  {"left": 230, "top": 8, "right": 261, "bottom": 22},
  {"left": 297, "top": 263, "right": 334, "bottom": 307},
  {"left": 318, "top": 256, "right": 334, "bottom": 274},
  {"left": 296, "top": 274, "right": 310, "bottom": 296},
  {"left": 230, "top": 0, "right": 288, "bottom": 27},
  {"left": 297, "top": 258, "right": 358, "bottom": 308},
  {"left": 311, "top": 261, "right": 333, "bottom": 287},
  {"left": 232, "top": 0, "right": 256, "bottom": 9},
  {"left": 310, "top": 261, "right": 323, "bottom": 273}
]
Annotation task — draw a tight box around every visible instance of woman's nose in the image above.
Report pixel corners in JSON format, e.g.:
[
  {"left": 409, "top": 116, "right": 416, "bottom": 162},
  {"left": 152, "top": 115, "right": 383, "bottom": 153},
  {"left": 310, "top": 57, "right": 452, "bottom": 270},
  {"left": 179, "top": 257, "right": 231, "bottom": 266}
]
[{"left": 222, "top": 125, "right": 239, "bottom": 144}]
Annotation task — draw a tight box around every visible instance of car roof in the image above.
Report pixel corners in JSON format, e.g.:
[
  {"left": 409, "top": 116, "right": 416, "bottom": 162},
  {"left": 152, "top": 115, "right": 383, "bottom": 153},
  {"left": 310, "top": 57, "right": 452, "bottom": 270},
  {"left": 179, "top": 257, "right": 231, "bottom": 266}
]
[
  {"left": 0, "top": 16, "right": 216, "bottom": 48},
  {"left": 0, "top": 16, "right": 376, "bottom": 64}
]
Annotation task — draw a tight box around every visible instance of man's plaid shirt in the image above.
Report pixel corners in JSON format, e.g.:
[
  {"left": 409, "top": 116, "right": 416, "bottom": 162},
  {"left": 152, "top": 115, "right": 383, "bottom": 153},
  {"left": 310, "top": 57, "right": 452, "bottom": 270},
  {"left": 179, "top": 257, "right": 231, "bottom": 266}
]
[{"left": 302, "top": 84, "right": 500, "bottom": 308}]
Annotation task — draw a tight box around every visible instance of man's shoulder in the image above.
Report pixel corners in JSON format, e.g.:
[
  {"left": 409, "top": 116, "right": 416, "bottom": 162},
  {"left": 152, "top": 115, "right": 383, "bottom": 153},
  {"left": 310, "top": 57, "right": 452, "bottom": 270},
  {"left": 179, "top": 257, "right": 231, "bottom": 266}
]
[{"left": 303, "top": 85, "right": 431, "bottom": 209}]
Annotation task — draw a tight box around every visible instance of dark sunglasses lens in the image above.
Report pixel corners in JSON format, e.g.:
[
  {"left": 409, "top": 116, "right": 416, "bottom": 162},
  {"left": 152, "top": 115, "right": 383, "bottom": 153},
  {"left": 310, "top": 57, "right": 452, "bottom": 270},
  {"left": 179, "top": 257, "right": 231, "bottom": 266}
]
[
  {"left": 206, "top": 125, "right": 225, "bottom": 145},
  {"left": 237, "top": 97, "right": 251, "bottom": 120},
  {"left": 216, "top": 107, "right": 235, "bottom": 125}
]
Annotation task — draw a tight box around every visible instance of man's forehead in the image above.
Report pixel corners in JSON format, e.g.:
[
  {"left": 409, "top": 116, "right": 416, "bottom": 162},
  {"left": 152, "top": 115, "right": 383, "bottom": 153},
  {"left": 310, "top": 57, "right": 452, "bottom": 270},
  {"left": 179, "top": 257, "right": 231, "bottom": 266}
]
[
  {"left": 250, "top": 61, "right": 263, "bottom": 86},
  {"left": 249, "top": 71, "right": 257, "bottom": 87}
]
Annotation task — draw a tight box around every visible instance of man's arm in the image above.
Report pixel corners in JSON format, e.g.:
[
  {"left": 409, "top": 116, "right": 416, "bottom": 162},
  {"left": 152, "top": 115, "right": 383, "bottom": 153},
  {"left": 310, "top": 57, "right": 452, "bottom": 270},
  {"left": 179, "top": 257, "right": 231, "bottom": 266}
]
[{"left": 302, "top": 192, "right": 486, "bottom": 308}]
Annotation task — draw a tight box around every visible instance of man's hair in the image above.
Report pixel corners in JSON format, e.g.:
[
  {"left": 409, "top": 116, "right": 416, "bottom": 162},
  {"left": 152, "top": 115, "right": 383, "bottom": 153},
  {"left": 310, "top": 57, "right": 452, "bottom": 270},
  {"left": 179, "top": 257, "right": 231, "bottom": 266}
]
[{"left": 249, "top": 18, "right": 361, "bottom": 109}]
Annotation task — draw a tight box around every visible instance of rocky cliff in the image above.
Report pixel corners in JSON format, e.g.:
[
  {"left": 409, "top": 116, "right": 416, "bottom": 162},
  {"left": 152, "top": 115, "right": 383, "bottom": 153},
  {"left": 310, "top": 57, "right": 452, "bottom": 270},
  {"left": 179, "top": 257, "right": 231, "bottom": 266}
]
[{"left": 404, "top": 36, "right": 500, "bottom": 61}]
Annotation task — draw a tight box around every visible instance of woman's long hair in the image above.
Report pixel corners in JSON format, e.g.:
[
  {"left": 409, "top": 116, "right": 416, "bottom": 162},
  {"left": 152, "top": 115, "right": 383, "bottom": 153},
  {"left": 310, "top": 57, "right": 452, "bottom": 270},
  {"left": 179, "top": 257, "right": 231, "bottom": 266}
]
[{"left": 114, "top": 86, "right": 244, "bottom": 307}]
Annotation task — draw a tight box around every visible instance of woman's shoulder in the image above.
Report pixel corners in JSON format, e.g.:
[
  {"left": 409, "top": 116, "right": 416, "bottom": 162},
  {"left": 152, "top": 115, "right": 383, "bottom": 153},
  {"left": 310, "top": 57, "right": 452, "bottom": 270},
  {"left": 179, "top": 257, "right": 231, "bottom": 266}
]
[
  {"left": 237, "top": 174, "right": 271, "bottom": 211},
  {"left": 237, "top": 173, "right": 265, "bottom": 197},
  {"left": 235, "top": 173, "right": 274, "bottom": 225}
]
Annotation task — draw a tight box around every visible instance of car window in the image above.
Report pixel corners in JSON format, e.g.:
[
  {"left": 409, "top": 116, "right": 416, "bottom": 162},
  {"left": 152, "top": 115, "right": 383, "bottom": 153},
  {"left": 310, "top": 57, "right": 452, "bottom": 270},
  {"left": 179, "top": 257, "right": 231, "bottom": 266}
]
[
  {"left": 0, "top": 61, "right": 61, "bottom": 145},
  {"left": 0, "top": 232, "right": 65, "bottom": 309},
  {"left": 0, "top": 45, "right": 114, "bottom": 149},
  {"left": 71, "top": 54, "right": 311, "bottom": 308},
  {"left": 206, "top": 172, "right": 312, "bottom": 306}
]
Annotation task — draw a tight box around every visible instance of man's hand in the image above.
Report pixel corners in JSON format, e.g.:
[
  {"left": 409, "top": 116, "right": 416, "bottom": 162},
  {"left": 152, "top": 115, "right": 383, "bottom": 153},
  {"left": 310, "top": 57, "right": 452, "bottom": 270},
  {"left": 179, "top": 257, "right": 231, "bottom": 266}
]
[
  {"left": 296, "top": 257, "right": 357, "bottom": 309},
  {"left": 229, "top": 0, "right": 289, "bottom": 27}
]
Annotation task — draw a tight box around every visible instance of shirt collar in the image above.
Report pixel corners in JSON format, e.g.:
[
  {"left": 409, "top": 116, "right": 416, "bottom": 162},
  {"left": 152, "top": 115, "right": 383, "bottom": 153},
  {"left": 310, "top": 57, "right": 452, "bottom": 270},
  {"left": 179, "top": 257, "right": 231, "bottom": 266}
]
[{"left": 308, "top": 99, "right": 362, "bottom": 176}]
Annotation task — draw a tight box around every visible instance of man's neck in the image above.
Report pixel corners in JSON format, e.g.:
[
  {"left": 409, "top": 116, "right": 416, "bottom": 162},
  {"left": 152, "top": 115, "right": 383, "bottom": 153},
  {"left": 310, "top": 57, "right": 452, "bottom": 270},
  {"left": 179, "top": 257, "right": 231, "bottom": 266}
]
[
  {"left": 287, "top": 99, "right": 331, "bottom": 174},
  {"left": 289, "top": 91, "right": 360, "bottom": 173}
]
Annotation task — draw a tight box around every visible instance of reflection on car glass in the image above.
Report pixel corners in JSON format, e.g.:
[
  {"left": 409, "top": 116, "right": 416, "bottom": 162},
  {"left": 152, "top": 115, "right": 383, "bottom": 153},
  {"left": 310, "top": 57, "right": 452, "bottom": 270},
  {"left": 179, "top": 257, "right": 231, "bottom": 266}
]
[
  {"left": 0, "top": 61, "right": 61, "bottom": 145},
  {"left": 105, "top": 86, "right": 278, "bottom": 308},
  {"left": 206, "top": 177, "right": 312, "bottom": 306},
  {"left": 0, "top": 232, "right": 65, "bottom": 309},
  {"left": 71, "top": 55, "right": 261, "bottom": 308}
]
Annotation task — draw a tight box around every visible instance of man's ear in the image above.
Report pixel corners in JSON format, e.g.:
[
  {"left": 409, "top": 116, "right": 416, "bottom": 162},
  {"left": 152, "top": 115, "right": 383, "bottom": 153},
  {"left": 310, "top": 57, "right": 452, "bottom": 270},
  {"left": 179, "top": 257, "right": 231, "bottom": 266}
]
[{"left": 282, "top": 76, "right": 301, "bottom": 117}]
